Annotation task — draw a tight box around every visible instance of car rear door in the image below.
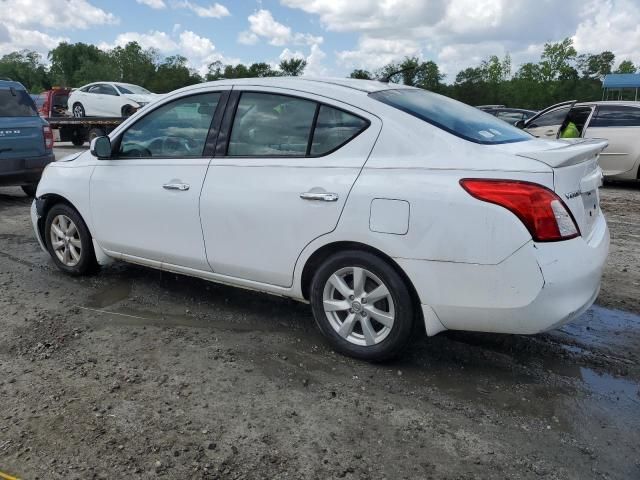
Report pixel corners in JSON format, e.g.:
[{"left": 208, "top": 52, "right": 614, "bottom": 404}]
[
  {"left": 524, "top": 101, "right": 576, "bottom": 138},
  {"left": 90, "top": 89, "right": 228, "bottom": 270},
  {"left": 0, "top": 88, "right": 46, "bottom": 161},
  {"left": 200, "top": 87, "right": 381, "bottom": 287},
  {"left": 583, "top": 104, "right": 640, "bottom": 177}
]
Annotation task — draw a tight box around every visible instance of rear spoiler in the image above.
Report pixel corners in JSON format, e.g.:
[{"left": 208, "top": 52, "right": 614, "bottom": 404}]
[{"left": 516, "top": 139, "right": 608, "bottom": 168}]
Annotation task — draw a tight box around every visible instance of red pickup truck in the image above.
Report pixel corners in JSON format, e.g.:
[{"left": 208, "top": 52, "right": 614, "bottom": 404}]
[{"left": 32, "top": 88, "right": 124, "bottom": 146}]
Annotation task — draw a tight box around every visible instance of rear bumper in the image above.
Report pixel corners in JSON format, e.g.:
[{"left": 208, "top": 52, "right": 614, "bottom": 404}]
[
  {"left": 0, "top": 152, "right": 54, "bottom": 186},
  {"left": 397, "top": 213, "right": 610, "bottom": 335}
]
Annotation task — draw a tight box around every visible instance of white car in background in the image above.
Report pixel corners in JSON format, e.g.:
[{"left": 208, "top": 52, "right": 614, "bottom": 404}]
[
  {"left": 32, "top": 78, "right": 609, "bottom": 361},
  {"left": 520, "top": 100, "right": 640, "bottom": 181},
  {"left": 68, "top": 82, "right": 160, "bottom": 118}
]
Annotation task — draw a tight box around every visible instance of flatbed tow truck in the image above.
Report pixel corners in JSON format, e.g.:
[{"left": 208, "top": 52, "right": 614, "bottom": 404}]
[{"left": 34, "top": 87, "right": 125, "bottom": 146}]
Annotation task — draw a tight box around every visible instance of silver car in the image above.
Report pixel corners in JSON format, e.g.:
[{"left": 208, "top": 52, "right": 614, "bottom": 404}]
[{"left": 520, "top": 100, "right": 640, "bottom": 181}]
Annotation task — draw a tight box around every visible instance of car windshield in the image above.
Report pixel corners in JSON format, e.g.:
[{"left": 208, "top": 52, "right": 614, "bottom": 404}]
[
  {"left": 370, "top": 89, "right": 531, "bottom": 145},
  {"left": 0, "top": 89, "right": 38, "bottom": 117},
  {"left": 116, "top": 84, "right": 151, "bottom": 95}
]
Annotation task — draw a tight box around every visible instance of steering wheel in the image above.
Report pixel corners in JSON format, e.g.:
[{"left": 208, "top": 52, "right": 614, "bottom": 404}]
[{"left": 161, "top": 136, "right": 199, "bottom": 155}]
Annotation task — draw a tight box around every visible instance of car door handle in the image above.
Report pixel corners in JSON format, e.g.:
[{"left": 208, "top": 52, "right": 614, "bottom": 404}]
[
  {"left": 163, "top": 183, "right": 190, "bottom": 191},
  {"left": 300, "top": 192, "right": 339, "bottom": 202}
]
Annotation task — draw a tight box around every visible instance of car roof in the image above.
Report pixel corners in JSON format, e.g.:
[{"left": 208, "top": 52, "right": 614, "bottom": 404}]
[
  {"left": 576, "top": 100, "right": 640, "bottom": 107},
  {"left": 0, "top": 79, "right": 26, "bottom": 90},
  {"left": 186, "top": 76, "right": 414, "bottom": 95}
]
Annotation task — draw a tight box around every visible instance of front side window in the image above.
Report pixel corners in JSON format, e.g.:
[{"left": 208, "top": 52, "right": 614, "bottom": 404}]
[
  {"left": 371, "top": 89, "right": 531, "bottom": 145},
  {"left": 118, "top": 92, "right": 221, "bottom": 158},
  {"left": 590, "top": 105, "right": 640, "bottom": 127},
  {"left": 528, "top": 107, "right": 570, "bottom": 128},
  {"left": 0, "top": 89, "right": 38, "bottom": 117},
  {"left": 228, "top": 92, "right": 316, "bottom": 156},
  {"left": 310, "top": 105, "right": 368, "bottom": 155}
]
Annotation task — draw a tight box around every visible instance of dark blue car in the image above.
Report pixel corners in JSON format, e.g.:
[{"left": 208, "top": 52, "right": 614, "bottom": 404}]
[{"left": 0, "top": 79, "right": 55, "bottom": 196}]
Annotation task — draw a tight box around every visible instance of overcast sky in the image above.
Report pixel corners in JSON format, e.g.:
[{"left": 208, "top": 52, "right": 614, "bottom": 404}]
[{"left": 1, "top": 0, "right": 639, "bottom": 79}]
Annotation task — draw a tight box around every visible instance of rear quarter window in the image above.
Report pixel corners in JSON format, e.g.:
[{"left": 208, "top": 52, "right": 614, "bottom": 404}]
[
  {"left": 590, "top": 105, "right": 640, "bottom": 127},
  {"left": 371, "top": 89, "right": 531, "bottom": 145},
  {"left": 0, "top": 89, "right": 38, "bottom": 117}
]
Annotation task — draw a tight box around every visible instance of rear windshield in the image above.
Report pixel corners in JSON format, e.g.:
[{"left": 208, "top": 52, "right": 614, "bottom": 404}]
[
  {"left": 0, "top": 89, "right": 38, "bottom": 117},
  {"left": 370, "top": 89, "right": 531, "bottom": 145}
]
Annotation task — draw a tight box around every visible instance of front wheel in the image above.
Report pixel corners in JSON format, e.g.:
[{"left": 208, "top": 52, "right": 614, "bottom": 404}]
[
  {"left": 45, "top": 204, "right": 98, "bottom": 275},
  {"left": 310, "top": 250, "right": 415, "bottom": 361}
]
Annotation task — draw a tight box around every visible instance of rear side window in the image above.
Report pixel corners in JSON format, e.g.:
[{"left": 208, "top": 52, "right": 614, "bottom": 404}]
[
  {"left": 370, "top": 89, "right": 530, "bottom": 145},
  {"left": 228, "top": 93, "right": 316, "bottom": 156},
  {"left": 0, "top": 89, "right": 38, "bottom": 117},
  {"left": 310, "top": 105, "right": 368, "bottom": 155},
  {"left": 590, "top": 105, "right": 640, "bottom": 127}
]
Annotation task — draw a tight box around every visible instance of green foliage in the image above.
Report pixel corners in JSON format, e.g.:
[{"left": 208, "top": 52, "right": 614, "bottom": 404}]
[
  {"left": 148, "top": 55, "right": 202, "bottom": 93},
  {"left": 279, "top": 58, "right": 307, "bottom": 76},
  {"left": 0, "top": 50, "right": 50, "bottom": 91},
  {"left": 1, "top": 37, "right": 633, "bottom": 111},
  {"left": 349, "top": 69, "right": 373, "bottom": 80},
  {"left": 615, "top": 60, "right": 637, "bottom": 74}
]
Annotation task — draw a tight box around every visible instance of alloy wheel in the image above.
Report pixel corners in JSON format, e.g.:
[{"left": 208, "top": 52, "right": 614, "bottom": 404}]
[
  {"left": 322, "top": 266, "right": 395, "bottom": 346},
  {"left": 50, "top": 214, "right": 82, "bottom": 267}
]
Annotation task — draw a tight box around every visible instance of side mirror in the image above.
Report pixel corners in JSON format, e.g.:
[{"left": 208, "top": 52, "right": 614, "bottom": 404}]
[
  {"left": 90, "top": 136, "right": 112, "bottom": 159},
  {"left": 515, "top": 119, "right": 526, "bottom": 129}
]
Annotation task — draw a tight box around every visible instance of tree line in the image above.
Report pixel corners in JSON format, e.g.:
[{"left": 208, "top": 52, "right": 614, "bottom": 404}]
[
  {"left": 0, "top": 37, "right": 637, "bottom": 109},
  {"left": 0, "top": 42, "right": 307, "bottom": 94}
]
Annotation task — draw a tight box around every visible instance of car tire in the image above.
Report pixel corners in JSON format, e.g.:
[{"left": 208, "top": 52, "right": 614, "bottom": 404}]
[
  {"left": 88, "top": 128, "right": 106, "bottom": 142},
  {"left": 72, "top": 103, "right": 85, "bottom": 118},
  {"left": 22, "top": 184, "right": 37, "bottom": 197},
  {"left": 71, "top": 135, "right": 85, "bottom": 146},
  {"left": 122, "top": 105, "right": 134, "bottom": 117},
  {"left": 310, "top": 250, "right": 415, "bottom": 362},
  {"left": 45, "top": 203, "right": 98, "bottom": 276}
]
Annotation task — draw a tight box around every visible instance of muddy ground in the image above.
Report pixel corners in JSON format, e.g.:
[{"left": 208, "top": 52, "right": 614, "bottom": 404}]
[{"left": 0, "top": 151, "right": 639, "bottom": 479}]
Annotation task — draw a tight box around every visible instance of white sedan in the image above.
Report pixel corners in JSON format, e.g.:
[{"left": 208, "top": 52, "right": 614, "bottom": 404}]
[
  {"left": 68, "top": 82, "right": 160, "bottom": 118},
  {"left": 32, "top": 77, "right": 609, "bottom": 361}
]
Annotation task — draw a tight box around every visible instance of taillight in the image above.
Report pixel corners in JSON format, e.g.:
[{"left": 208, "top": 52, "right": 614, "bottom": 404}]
[
  {"left": 43, "top": 125, "right": 53, "bottom": 150},
  {"left": 460, "top": 179, "right": 580, "bottom": 242}
]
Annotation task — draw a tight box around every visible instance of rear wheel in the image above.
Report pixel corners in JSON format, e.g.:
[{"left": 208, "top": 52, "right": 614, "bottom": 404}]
[
  {"left": 72, "top": 103, "right": 85, "bottom": 118},
  {"left": 88, "top": 128, "right": 106, "bottom": 142},
  {"left": 45, "top": 204, "right": 98, "bottom": 275},
  {"left": 310, "top": 250, "right": 415, "bottom": 361},
  {"left": 21, "top": 184, "right": 37, "bottom": 197}
]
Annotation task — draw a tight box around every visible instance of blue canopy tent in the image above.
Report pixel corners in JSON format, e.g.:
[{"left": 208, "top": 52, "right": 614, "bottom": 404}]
[{"left": 602, "top": 74, "right": 640, "bottom": 101}]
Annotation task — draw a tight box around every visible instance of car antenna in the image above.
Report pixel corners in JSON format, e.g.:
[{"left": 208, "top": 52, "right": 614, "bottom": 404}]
[{"left": 379, "top": 66, "right": 416, "bottom": 84}]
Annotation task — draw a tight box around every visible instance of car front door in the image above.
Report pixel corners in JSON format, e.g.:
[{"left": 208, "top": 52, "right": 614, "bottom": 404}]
[
  {"left": 523, "top": 100, "right": 576, "bottom": 138},
  {"left": 200, "top": 87, "right": 381, "bottom": 287},
  {"left": 583, "top": 104, "right": 640, "bottom": 177},
  {"left": 90, "top": 89, "right": 227, "bottom": 270}
]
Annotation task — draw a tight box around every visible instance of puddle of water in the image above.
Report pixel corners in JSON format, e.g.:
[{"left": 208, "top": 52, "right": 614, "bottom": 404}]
[
  {"left": 558, "top": 305, "right": 640, "bottom": 348},
  {"left": 86, "top": 281, "right": 132, "bottom": 308},
  {"left": 579, "top": 367, "right": 640, "bottom": 404}
]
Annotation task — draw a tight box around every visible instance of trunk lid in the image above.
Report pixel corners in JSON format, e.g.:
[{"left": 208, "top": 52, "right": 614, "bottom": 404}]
[
  {"left": 0, "top": 116, "right": 47, "bottom": 160},
  {"left": 513, "top": 138, "right": 608, "bottom": 239}
]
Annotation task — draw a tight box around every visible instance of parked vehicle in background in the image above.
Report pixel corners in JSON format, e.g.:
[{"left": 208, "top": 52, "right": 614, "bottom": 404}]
[
  {"left": 520, "top": 101, "right": 640, "bottom": 181},
  {"left": 478, "top": 106, "right": 537, "bottom": 125},
  {"left": 32, "top": 77, "right": 609, "bottom": 361},
  {"left": 0, "top": 79, "right": 54, "bottom": 196},
  {"left": 32, "top": 87, "right": 125, "bottom": 146},
  {"left": 68, "top": 82, "right": 159, "bottom": 118}
]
